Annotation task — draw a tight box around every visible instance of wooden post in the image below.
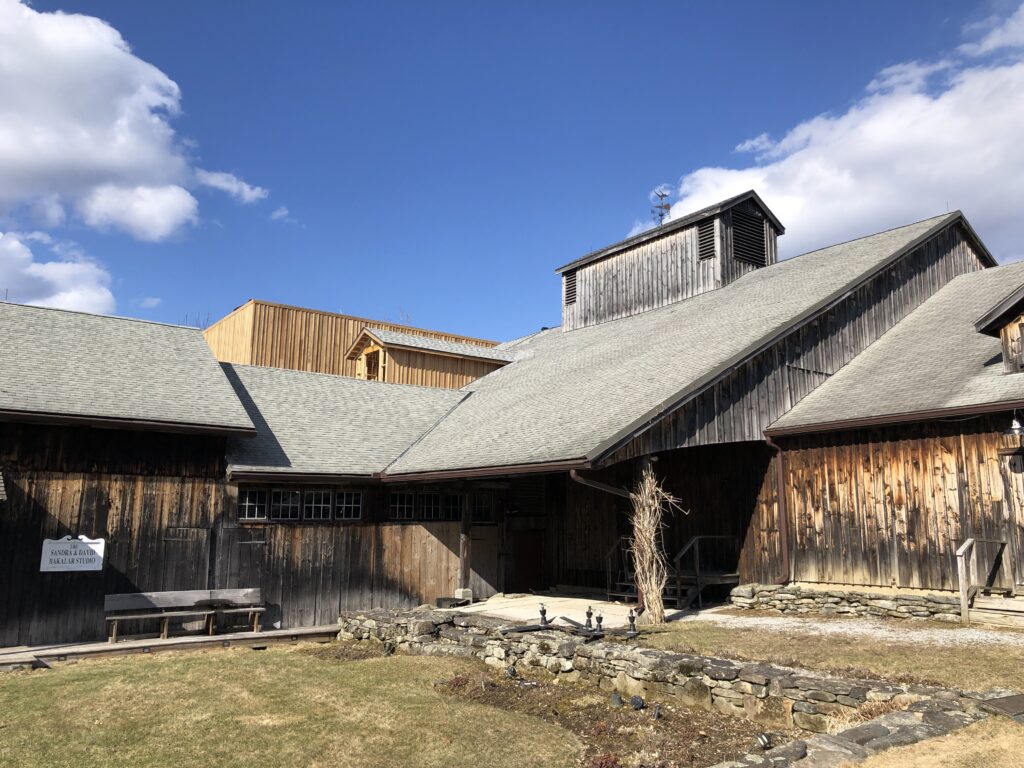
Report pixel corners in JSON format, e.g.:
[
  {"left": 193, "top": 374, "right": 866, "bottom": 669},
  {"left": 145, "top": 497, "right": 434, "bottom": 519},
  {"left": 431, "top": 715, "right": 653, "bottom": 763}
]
[{"left": 457, "top": 490, "right": 472, "bottom": 598}]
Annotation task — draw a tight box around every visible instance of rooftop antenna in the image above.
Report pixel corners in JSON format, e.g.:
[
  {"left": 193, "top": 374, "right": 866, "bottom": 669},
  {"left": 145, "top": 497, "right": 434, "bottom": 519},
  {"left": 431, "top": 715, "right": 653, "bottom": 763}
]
[{"left": 651, "top": 189, "right": 671, "bottom": 225}]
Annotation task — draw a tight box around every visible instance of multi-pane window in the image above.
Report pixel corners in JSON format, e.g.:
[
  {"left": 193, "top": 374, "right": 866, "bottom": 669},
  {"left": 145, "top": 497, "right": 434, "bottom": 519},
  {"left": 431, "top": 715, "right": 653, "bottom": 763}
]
[
  {"left": 270, "top": 489, "right": 302, "bottom": 521},
  {"left": 389, "top": 492, "right": 416, "bottom": 520},
  {"left": 336, "top": 491, "right": 362, "bottom": 521},
  {"left": 238, "top": 488, "right": 267, "bottom": 520},
  {"left": 472, "top": 492, "right": 494, "bottom": 523},
  {"left": 442, "top": 494, "right": 463, "bottom": 521},
  {"left": 304, "top": 489, "right": 334, "bottom": 521},
  {"left": 418, "top": 493, "right": 442, "bottom": 520}
]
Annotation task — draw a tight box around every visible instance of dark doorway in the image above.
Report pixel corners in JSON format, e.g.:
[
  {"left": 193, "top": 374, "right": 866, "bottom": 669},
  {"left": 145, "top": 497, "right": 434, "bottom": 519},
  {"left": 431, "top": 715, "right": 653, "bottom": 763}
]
[{"left": 507, "top": 528, "right": 545, "bottom": 592}]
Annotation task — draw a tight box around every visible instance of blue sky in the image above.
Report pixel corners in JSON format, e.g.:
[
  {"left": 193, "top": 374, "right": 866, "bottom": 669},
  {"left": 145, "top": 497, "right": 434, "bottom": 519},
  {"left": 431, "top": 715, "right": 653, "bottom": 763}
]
[{"left": 3, "top": 1, "right": 1024, "bottom": 340}]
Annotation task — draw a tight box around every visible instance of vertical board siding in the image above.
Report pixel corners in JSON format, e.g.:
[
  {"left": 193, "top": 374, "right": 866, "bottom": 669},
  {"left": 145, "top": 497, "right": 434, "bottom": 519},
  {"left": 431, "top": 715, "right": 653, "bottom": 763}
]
[
  {"left": 563, "top": 199, "right": 780, "bottom": 332},
  {"left": 203, "top": 300, "right": 497, "bottom": 383},
  {"left": 605, "top": 224, "right": 986, "bottom": 462},
  {"left": 783, "top": 416, "right": 1024, "bottom": 591},
  {"left": 386, "top": 348, "right": 505, "bottom": 389}
]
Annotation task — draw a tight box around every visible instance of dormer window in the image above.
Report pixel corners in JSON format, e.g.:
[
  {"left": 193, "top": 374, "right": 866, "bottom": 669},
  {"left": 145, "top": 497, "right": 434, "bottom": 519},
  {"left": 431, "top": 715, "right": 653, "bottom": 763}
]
[{"left": 974, "top": 287, "right": 1024, "bottom": 374}]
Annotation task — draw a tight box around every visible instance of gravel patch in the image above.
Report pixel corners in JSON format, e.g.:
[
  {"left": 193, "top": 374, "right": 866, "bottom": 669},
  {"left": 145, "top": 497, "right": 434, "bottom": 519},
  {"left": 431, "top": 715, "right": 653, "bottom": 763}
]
[{"left": 680, "top": 608, "right": 1024, "bottom": 648}]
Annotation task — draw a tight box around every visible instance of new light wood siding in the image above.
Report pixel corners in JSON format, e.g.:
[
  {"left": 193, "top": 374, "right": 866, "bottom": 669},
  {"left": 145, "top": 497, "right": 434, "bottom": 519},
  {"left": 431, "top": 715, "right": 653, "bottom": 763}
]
[
  {"left": 563, "top": 198, "right": 780, "bottom": 331},
  {"left": 203, "top": 300, "right": 498, "bottom": 385},
  {"left": 604, "top": 223, "right": 987, "bottom": 462},
  {"left": 781, "top": 416, "right": 1023, "bottom": 591},
  {"left": 385, "top": 348, "right": 504, "bottom": 389}
]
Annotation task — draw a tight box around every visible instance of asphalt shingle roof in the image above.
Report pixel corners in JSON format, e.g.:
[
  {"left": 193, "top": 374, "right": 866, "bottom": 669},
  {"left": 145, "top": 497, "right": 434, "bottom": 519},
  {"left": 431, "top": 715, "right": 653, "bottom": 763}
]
[
  {"left": 387, "top": 213, "right": 963, "bottom": 474},
  {"left": 0, "top": 303, "right": 254, "bottom": 433},
  {"left": 224, "top": 364, "right": 465, "bottom": 477},
  {"left": 768, "top": 263, "right": 1024, "bottom": 434},
  {"left": 366, "top": 328, "right": 514, "bottom": 362}
]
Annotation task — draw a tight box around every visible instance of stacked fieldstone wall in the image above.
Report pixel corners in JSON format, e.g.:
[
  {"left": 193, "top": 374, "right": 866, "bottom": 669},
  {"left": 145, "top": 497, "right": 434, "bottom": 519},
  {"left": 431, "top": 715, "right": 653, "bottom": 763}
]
[
  {"left": 337, "top": 608, "right": 1000, "bottom": 748},
  {"left": 730, "top": 583, "right": 962, "bottom": 621}
]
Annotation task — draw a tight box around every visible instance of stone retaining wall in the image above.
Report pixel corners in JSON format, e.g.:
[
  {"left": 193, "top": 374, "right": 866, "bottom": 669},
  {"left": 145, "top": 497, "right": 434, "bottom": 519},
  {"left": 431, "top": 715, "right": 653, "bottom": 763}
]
[
  {"left": 337, "top": 608, "right": 996, "bottom": 739},
  {"left": 729, "top": 583, "right": 962, "bottom": 622}
]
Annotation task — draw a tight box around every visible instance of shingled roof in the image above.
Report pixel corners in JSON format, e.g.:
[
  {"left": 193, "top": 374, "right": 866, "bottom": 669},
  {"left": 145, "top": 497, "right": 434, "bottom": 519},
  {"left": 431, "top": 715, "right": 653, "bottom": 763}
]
[
  {"left": 767, "top": 263, "right": 1024, "bottom": 435},
  {"left": 224, "top": 364, "right": 465, "bottom": 478},
  {"left": 346, "top": 327, "right": 514, "bottom": 363},
  {"left": 0, "top": 303, "right": 254, "bottom": 434},
  {"left": 386, "top": 212, "right": 973, "bottom": 476}
]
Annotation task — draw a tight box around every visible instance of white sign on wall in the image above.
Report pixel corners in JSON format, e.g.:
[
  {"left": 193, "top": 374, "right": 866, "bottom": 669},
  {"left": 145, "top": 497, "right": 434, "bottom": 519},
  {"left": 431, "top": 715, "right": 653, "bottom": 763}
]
[{"left": 39, "top": 535, "right": 106, "bottom": 572}]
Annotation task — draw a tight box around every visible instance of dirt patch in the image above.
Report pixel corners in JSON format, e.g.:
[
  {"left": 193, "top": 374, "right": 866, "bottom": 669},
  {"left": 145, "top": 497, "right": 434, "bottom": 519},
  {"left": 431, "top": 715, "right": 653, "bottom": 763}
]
[
  {"left": 299, "top": 639, "right": 388, "bottom": 662},
  {"left": 437, "top": 666, "right": 794, "bottom": 768}
]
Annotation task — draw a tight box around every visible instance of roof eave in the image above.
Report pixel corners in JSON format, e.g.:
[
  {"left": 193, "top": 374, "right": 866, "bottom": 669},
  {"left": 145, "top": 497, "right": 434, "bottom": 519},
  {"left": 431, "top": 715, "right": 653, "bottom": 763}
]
[
  {"left": 380, "top": 458, "right": 590, "bottom": 483},
  {"left": 975, "top": 283, "right": 1024, "bottom": 337},
  {"left": 0, "top": 408, "right": 256, "bottom": 437},
  {"left": 227, "top": 469, "right": 379, "bottom": 483},
  {"left": 764, "top": 400, "right": 1024, "bottom": 438}
]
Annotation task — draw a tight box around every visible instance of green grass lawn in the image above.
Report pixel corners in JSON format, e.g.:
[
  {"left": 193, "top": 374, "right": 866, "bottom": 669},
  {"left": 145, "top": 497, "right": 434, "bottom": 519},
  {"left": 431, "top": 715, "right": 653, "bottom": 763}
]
[
  {"left": 0, "top": 646, "right": 580, "bottom": 768},
  {"left": 637, "top": 614, "right": 1024, "bottom": 691}
]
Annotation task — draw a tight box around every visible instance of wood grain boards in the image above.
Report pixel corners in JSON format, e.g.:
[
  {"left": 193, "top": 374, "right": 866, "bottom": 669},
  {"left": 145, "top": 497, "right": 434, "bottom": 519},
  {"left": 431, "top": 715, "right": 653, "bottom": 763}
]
[{"left": 203, "top": 300, "right": 497, "bottom": 383}]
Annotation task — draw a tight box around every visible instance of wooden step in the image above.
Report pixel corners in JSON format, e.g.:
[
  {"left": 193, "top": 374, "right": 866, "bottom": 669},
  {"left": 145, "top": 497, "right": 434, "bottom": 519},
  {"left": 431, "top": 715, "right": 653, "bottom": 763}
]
[
  {"left": 968, "top": 609, "right": 1024, "bottom": 629},
  {"left": 973, "top": 596, "right": 1024, "bottom": 614}
]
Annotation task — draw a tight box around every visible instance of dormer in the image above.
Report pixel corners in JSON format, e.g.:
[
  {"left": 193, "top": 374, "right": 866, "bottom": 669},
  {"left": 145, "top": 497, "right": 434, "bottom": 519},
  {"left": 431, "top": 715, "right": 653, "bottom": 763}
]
[
  {"left": 975, "top": 284, "right": 1024, "bottom": 373},
  {"left": 555, "top": 190, "right": 784, "bottom": 330}
]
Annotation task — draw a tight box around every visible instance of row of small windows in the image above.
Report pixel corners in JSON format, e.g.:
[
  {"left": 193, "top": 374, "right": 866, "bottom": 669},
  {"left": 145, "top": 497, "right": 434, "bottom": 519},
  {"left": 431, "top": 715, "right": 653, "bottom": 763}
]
[{"left": 237, "top": 488, "right": 494, "bottom": 523}]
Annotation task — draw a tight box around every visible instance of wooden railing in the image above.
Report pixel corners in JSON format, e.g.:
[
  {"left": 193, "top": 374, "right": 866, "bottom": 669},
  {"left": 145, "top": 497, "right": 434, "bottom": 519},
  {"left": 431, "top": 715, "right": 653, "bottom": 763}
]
[
  {"left": 605, "top": 536, "right": 631, "bottom": 599},
  {"left": 673, "top": 535, "right": 740, "bottom": 610},
  {"left": 957, "top": 537, "right": 1010, "bottom": 625}
]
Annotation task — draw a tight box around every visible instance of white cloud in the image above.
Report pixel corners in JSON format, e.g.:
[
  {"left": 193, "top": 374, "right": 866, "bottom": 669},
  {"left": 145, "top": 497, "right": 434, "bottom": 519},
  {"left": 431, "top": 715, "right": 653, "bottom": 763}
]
[
  {"left": 270, "top": 205, "right": 298, "bottom": 224},
  {"left": 0, "top": 231, "right": 114, "bottom": 313},
  {"left": 78, "top": 184, "right": 198, "bottom": 242},
  {"left": 960, "top": 3, "right": 1024, "bottom": 56},
  {"left": 659, "top": 2, "right": 1024, "bottom": 264},
  {"left": 195, "top": 170, "right": 268, "bottom": 204},
  {"left": 0, "top": 0, "right": 266, "bottom": 244},
  {"left": 137, "top": 296, "right": 161, "bottom": 309}
]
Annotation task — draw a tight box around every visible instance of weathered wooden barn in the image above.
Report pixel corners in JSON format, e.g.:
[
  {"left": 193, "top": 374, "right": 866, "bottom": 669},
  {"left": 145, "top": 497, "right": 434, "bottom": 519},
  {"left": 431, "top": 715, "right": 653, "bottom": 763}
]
[{"left": 5, "top": 189, "right": 1024, "bottom": 645}]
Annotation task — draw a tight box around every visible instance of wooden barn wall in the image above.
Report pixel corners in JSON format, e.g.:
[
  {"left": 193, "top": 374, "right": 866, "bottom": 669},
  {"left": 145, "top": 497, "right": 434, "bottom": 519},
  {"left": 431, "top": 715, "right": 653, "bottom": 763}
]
[
  {"left": 0, "top": 423, "right": 229, "bottom": 647},
  {"left": 385, "top": 348, "right": 504, "bottom": 389},
  {"left": 562, "top": 198, "right": 779, "bottom": 331},
  {"left": 782, "top": 416, "right": 1024, "bottom": 592},
  {"left": 606, "top": 224, "right": 986, "bottom": 462},
  {"left": 0, "top": 423, "right": 501, "bottom": 645},
  {"left": 204, "top": 300, "right": 497, "bottom": 379},
  {"left": 201, "top": 301, "right": 256, "bottom": 366}
]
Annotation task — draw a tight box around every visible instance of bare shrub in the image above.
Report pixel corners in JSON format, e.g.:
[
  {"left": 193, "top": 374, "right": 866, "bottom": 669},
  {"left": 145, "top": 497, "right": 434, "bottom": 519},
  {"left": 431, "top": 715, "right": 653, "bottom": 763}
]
[{"left": 628, "top": 463, "right": 686, "bottom": 625}]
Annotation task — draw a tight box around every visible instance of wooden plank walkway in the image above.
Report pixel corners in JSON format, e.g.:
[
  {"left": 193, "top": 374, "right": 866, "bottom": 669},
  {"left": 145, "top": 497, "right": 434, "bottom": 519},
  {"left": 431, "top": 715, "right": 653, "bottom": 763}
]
[{"left": 0, "top": 625, "right": 338, "bottom": 670}]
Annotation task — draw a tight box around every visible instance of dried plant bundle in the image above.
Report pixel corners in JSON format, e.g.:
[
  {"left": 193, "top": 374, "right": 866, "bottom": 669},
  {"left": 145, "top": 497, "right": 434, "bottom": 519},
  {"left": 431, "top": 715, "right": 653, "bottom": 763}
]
[{"left": 627, "top": 463, "right": 686, "bottom": 625}]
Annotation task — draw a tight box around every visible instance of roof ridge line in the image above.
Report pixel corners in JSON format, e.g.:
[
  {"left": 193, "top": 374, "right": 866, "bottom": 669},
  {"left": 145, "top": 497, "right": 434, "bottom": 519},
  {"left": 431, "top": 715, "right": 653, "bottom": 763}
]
[
  {"left": 380, "top": 390, "right": 475, "bottom": 476},
  {"left": 0, "top": 300, "right": 202, "bottom": 331}
]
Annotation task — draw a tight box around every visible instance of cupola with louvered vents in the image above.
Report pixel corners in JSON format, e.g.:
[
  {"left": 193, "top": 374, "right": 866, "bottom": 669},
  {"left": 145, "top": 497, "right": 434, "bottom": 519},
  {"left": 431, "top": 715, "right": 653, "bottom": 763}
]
[{"left": 555, "top": 191, "right": 783, "bottom": 330}]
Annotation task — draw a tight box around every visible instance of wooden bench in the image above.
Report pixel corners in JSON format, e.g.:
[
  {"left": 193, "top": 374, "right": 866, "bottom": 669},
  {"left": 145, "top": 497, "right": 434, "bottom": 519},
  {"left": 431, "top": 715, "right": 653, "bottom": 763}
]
[{"left": 104, "top": 588, "right": 264, "bottom": 643}]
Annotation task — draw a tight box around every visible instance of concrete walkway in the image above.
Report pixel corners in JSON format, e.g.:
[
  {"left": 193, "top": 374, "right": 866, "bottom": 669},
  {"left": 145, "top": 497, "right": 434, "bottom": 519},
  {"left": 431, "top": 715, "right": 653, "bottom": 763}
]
[{"left": 450, "top": 592, "right": 690, "bottom": 629}]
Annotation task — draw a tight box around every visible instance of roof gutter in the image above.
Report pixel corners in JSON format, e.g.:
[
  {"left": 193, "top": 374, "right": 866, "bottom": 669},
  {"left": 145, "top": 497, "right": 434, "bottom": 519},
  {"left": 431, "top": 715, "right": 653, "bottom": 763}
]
[
  {"left": 586, "top": 213, "right": 986, "bottom": 466},
  {"left": 228, "top": 470, "right": 376, "bottom": 483},
  {"left": 764, "top": 400, "right": 1024, "bottom": 438},
  {"left": 379, "top": 458, "right": 591, "bottom": 483},
  {"left": 569, "top": 468, "right": 630, "bottom": 498}
]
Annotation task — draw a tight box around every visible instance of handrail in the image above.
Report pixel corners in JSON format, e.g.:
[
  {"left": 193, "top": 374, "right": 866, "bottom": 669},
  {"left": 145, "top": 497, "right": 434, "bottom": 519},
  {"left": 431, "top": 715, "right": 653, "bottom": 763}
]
[
  {"left": 605, "top": 536, "right": 630, "bottom": 599},
  {"left": 672, "top": 535, "right": 740, "bottom": 610},
  {"left": 956, "top": 538, "right": 978, "bottom": 625}
]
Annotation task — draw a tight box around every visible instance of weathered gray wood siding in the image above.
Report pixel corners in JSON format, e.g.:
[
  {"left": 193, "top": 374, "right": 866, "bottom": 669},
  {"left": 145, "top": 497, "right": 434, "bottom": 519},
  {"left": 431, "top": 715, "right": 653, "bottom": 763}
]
[
  {"left": 603, "top": 223, "right": 987, "bottom": 462},
  {"left": 563, "top": 200, "right": 780, "bottom": 331}
]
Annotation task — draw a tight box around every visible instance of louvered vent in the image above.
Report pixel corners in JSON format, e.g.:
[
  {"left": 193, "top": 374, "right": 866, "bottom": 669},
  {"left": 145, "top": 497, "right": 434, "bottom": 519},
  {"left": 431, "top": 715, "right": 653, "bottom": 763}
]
[
  {"left": 732, "top": 209, "right": 767, "bottom": 266},
  {"left": 697, "top": 219, "right": 715, "bottom": 260},
  {"left": 564, "top": 270, "right": 577, "bottom": 306}
]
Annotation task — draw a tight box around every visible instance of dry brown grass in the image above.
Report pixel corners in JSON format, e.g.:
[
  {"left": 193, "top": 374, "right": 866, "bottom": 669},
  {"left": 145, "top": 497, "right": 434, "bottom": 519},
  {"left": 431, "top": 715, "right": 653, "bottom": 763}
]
[
  {"left": 845, "top": 717, "right": 1024, "bottom": 768},
  {"left": 825, "top": 699, "right": 906, "bottom": 734},
  {"left": 0, "top": 644, "right": 581, "bottom": 768},
  {"left": 640, "top": 618, "right": 1024, "bottom": 691}
]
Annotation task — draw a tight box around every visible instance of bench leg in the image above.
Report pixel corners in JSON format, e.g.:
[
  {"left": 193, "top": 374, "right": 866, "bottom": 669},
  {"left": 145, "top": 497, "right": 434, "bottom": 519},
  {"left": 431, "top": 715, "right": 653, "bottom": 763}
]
[
  {"left": 160, "top": 616, "right": 169, "bottom": 640},
  {"left": 109, "top": 620, "right": 118, "bottom": 644},
  {"left": 208, "top": 613, "right": 216, "bottom": 636},
  {"left": 253, "top": 611, "right": 261, "bottom": 633}
]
